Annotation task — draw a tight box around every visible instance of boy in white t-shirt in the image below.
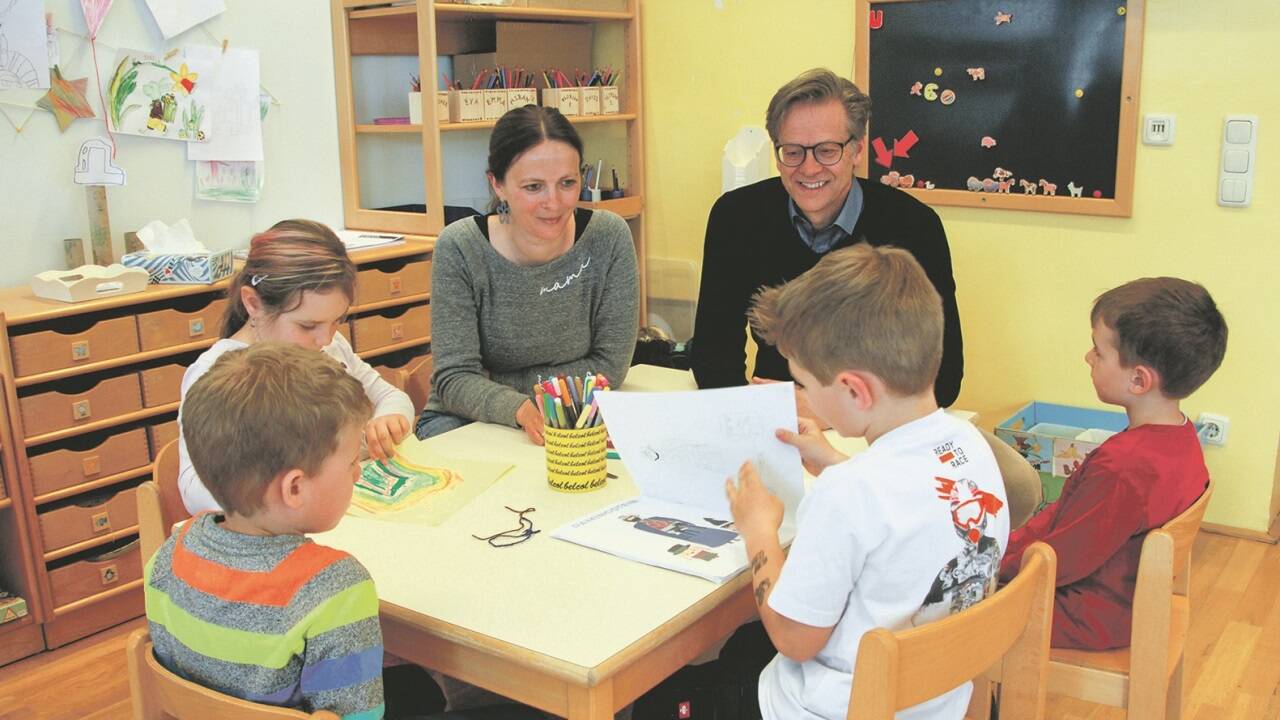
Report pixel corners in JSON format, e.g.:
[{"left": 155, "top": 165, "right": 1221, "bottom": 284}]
[{"left": 726, "top": 244, "right": 1010, "bottom": 720}]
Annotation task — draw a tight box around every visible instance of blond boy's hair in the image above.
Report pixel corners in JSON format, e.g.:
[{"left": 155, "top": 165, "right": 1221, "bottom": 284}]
[
  {"left": 1091, "top": 277, "right": 1227, "bottom": 398},
  {"left": 749, "top": 243, "right": 943, "bottom": 393},
  {"left": 182, "top": 342, "right": 372, "bottom": 515}
]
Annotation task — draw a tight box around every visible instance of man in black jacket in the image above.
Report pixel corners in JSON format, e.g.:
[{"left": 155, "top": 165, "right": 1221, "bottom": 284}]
[{"left": 691, "top": 68, "right": 963, "bottom": 408}]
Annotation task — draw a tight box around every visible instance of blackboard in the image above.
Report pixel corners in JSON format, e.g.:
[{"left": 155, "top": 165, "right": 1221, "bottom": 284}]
[{"left": 854, "top": 0, "right": 1144, "bottom": 217}]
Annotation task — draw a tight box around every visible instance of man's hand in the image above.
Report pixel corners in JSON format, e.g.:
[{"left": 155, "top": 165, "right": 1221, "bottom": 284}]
[{"left": 776, "top": 417, "right": 849, "bottom": 476}]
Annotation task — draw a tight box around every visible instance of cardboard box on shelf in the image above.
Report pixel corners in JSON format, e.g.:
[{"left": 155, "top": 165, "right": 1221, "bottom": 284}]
[{"left": 452, "top": 21, "right": 592, "bottom": 90}]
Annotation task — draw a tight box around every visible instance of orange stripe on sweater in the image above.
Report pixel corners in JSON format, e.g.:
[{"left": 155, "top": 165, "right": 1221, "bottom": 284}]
[{"left": 170, "top": 514, "right": 351, "bottom": 607}]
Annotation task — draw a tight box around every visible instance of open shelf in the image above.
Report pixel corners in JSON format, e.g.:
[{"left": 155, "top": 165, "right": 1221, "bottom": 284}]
[
  {"left": 441, "top": 113, "right": 635, "bottom": 133},
  {"left": 358, "top": 336, "right": 431, "bottom": 360},
  {"left": 435, "top": 3, "right": 631, "bottom": 22},
  {"left": 579, "top": 195, "right": 641, "bottom": 219},
  {"left": 356, "top": 123, "right": 422, "bottom": 134}
]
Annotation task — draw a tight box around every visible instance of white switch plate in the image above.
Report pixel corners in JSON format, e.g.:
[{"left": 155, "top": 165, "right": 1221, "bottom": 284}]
[
  {"left": 1219, "top": 115, "right": 1258, "bottom": 208},
  {"left": 1143, "top": 114, "right": 1175, "bottom": 145}
]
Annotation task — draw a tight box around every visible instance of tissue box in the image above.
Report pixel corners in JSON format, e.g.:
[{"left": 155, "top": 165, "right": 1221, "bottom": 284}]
[
  {"left": 0, "top": 594, "right": 28, "bottom": 624},
  {"left": 122, "top": 250, "right": 235, "bottom": 284},
  {"left": 995, "top": 401, "right": 1128, "bottom": 477}
]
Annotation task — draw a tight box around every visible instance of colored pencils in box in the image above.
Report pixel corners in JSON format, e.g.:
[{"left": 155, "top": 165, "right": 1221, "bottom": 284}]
[{"left": 533, "top": 373, "right": 609, "bottom": 429}]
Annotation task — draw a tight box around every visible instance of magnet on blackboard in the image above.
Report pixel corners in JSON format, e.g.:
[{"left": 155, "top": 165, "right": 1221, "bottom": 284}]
[
  {"left": 981, "top": 136, "right": 997, "bottom": 148},
  {"left": 910, "top": 81, "right": 923, "bottom": 96},
  {"left": 924, "top": 181, "right": 935, "bottom": 190},
  {"left": 967, "top": 68, "right": 986, "bottom": 81},
  {"left": 1068, "top": 182, "right": 1083, "bottom": 197},
  {"left": 940, "top": 89, "right": 956, "bottom": 105},
  {"left": 898, "top": 174, "right": 915, "bottom": 189},
  {"left": 966, "top": 176, "right": 983, "bottom": 192},
  {"left": 995, "top": 11, "right": 1012, "bottom": 25},
  {"left": 1039, "top": 179, "right": 1058, "bottom": 196},
  {"left": 933, "top": 67, "right": 943, "bottom": 77},
  {"left": 1117, "top": 6, "right": 1126, "bottom": 15},
  {"left": 1075, "top": 88, "right": 1085, "bottom": 98},
  {"left": 1093, "top": 190, "right": 1103, "bottom": 198},
  {"left": 923, "top": 83, "right": 939, "bottom": 101},
  {"left": 881, "top": 171, "right": 901, "bottom": 186}
]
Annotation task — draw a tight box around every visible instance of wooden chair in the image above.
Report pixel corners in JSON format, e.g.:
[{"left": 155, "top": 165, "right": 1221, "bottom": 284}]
[
  {"left": 848, "top": 542, "right": 1056, "bottom": 720},
  {"left": 138, "top": 440, "right": 189, "bottom": 563},
  {"left": 127, "top": 628, "right": 339, "bottom": 719},
  {"left": 979, "top": 427, "right": 1044, "bottom": 530},
  {"left": 400, "top": 354, "right": 433, "bottom": 415},
  {"left": 1046, "top": 479, "right": 1214, "bottom": 719}
]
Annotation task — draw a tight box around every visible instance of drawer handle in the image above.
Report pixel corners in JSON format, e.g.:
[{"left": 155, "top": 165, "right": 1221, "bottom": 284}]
[
  {"left": 91, "top": 511, "right": 111, "bottom": 534},
  {"left": 72, "top": 399, "right": 92, "bottom": 420},
  {"left": 82, "top": 455, "right": 101, "bottom": 477},
  {"left": 389, "top": 276, "right": 403, "bottom": 294},
  {"left": 189, "top": 318, "right": 206, "bottom": 337},
  {"left": 391, "top": 322, "right": 404, "bottom": 341},
  {"left": 71, "top": 340, "right": 91, "bottom": 361},
  {"left": 100, "top": 564, "right": 119, "bottom": 585}
]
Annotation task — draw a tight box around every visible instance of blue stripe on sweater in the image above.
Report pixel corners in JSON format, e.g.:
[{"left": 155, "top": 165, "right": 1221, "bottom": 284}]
[{"left": 300, "top": 645, "right": 383, "bottom": 694}]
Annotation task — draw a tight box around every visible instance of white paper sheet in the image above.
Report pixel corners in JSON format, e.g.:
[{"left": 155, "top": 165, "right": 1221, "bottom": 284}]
[
  {"left": 105, "top": 47, "right": 212, "bottom": 142},
  {"left": 594, "top": 383, "right": 805, "bottom": 519},
  {"left": 185, "top": 45, "right": 262, "bottom": 161},
  {"left": 0, "top": 0, "right": 50, "bottom": 89},
  {"left": 143, "top": 0, "right": 224, "bottom": 39}
]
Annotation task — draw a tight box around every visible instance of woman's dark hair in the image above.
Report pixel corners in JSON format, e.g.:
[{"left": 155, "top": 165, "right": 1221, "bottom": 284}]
[
  {"left": 488, "top": 105, "right": 584, "bottom": 185},
  {"left": 221, "top": 219, "right": 356, "bottom": 337}
]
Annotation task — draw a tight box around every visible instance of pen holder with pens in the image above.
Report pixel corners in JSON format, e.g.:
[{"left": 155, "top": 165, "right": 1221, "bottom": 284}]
[
  {"left": 601, "top": 86, "right": 620, "bottom": 114},
  {"left": 448, "top": 89, "right": 484, "bottom": 122},
  {"left": 544, "top": 424, "right": 609, "bottom": 492},
  {"left": 541, "top": 87, "right": 581, "bottom": 116}
]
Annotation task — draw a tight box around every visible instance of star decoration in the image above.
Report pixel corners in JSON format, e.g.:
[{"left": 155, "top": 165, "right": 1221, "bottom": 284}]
[{"left": 37, "top": 66, "right": 96, "bottom": 132}]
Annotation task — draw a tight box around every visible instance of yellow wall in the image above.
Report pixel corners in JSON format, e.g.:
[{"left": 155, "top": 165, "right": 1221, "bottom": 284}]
[{"left": 641, "top": 0, "right": 1280, "bottom": 532}]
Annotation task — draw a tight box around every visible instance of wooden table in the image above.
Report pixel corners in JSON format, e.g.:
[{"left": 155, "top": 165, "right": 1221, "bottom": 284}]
[{"left": 320, "top": 366, "right": 771, "bottom": 719}]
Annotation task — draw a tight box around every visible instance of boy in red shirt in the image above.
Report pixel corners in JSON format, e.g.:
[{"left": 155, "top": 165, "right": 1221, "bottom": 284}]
[{"left": 1000, "top": 277, "right": 1227, "bottom": 649}]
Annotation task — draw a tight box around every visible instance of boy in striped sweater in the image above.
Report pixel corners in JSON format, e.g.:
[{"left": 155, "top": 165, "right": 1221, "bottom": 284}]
[{"left": 144, "top": 342, "right": 386, "bottom": 718}]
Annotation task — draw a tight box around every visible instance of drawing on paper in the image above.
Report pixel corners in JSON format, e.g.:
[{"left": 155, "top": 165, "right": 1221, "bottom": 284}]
[
  {"left": 0, "top": 0, "right": 49, "bottom": 89},
  {"left": 351, "top": 456, "right": 459, "bottom": 514},
  {"left": 620, "top": 513, "right": 739, "bottom": 548},
  {"left": 195, "top": 161, "right": 262, "bottom": 203},
  {"left": 106, "top": 48, "right": 210, "bottom": 141}
]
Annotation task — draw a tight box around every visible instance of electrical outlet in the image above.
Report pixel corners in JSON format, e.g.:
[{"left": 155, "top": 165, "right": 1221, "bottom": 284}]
[
  {"left": 1143, "top": 114, "right": 1176, "bottom": 146},
  {"left": 1198, "top": 412, "right": 1229, "bottom": 446}
]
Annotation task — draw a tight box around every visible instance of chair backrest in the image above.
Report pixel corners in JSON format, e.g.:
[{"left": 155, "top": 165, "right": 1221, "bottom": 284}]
[
  {"left": 127, "top": 628, "right": 339, "bottom": 719},
  {"left": 978, "top": 427, "right": 1043, "bottom": 529},
  {"left": 402, "top": 354, "right": 433, "bottom": 414},
  {"left": 848, "top": 543, "right": 1056, "bottom": 720},
  {"left": 138, "top": 440, "right": 190, "bottom": 563}
]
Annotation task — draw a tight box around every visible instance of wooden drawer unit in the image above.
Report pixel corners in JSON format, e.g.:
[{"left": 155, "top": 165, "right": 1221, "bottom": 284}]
[
  {"left": 137, "top": 296, "right": 227, "bottom": 351},
  {"left": 140, "top": 363, "right": 186, "bottom": 407},
  {"left": 147, "top": 419, "right": 179, "bottom": 459},
  {"left": 19, "top": 373, "right": 143, "bottom": 439},
  {"left": 28, "top": 428, "right": 150, "bottom": 497},
  {"left": 38, "top": 483, "right": 140, "bottom": 553},
  {"left": 47, "top": 540, "right": 142, "bottom": 609},
  {"left": 356, "top": 259, "right": 431, "bottom": 305},
  {"left": 351, "top": 304, "right": 431, "bottom": 353},
  {"left": 337, "top": 322, "right": 352, "bottom": 344},
  {"left": 9, "top": 316, "right": 140, "bottom": 378}
]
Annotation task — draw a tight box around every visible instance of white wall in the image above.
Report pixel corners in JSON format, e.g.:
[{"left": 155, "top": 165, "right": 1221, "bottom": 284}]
[{"left": 0, "top": 0, "right": 344, "bottom": 289}]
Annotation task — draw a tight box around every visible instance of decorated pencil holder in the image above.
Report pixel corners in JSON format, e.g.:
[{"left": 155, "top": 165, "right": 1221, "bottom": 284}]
[
  {"left": 601, "top": 86, "right": 620, "bottom": 114},
  {"left": 435, "top": 92, "right": 450, "bottom": 123},
  {"left": 541, "top": 87, "right": 580, "bottom": 116},
  {"left": 482, "top": 89, "right": 509, "bottom": 120},
  {"left": 543, "top": 424, "right": 608, "bottom": 493},
  {"left": 507, "top": 87, "right": 537, "bottom": 110},
  {"left": 579, "top": 86, "right": 601, "bottom": 115},
  {"left": 449, "top": 89, "right": 483, "bottom": 122}
]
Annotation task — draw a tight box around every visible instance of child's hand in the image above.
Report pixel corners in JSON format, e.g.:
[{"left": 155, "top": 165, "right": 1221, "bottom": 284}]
[
  {"left": 776, "top": 418, "right": 848, "bottom": 476},
  {"left": 751, "top": 376, "right": 832, "bottom": 430},
  {"left": 516, "top": 399, "right": 545, "bottom": 446},
  {"left": 726, "top": 461, "right": 784, "bottom": 540},
  {"left": 365, "top": 415, "right": 410, "bottom": 460}
]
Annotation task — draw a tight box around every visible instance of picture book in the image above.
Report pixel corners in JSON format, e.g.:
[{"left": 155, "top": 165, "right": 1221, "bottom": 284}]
[{"left": 553, "top": 383, "right": 804, "bottom": 583}]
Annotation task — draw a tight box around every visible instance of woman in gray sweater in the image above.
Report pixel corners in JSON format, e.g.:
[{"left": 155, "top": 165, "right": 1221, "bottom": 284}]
[{"left": 416, "top": 105, "right": 639, "bottom": 445}]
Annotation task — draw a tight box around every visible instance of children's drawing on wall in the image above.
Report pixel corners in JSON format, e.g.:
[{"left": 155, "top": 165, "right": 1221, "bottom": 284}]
[
  {"left": 73, "top": 136, "right": 126, "bottom": 185},
  {"left": 107, "top": 48, "right": 210, "bottom": 142},
  {"left": 195, "top": 161, "right": 261, "bottom": 203},
  {"left": 0, "top": 0, "right": 50, "bottom": 89},
  {"left": 346, "top": 436, "right": 513, "bottom": 525}
]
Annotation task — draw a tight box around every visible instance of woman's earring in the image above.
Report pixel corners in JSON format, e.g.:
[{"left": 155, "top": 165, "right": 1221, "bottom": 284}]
[{"left": 496, "top": 199, "right": 511, "bottom": 225}]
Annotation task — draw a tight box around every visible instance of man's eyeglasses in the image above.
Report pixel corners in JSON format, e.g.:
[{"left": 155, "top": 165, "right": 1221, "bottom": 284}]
[
  {"left": 472, "top": 506, "right": 539, "bottom": 548},
  {"left": 774, "top": 137, "right": 856, "bottom": 168}
]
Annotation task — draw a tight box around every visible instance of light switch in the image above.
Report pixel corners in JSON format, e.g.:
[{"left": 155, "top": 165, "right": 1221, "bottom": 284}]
[
  {"left": 1220, "top": 178, "right": 1246, "bottom": 204},
  {"left": 1223, "top": 149, "right": 1250, "bottom": 173},
  {"left": 1226, "top": 120, "right": 1253, "bottom": 144}
]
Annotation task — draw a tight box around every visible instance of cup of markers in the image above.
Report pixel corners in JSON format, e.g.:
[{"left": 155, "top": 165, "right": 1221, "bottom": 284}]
[{"left": 537, "top": 373, "right": 609, "bottom": 493}]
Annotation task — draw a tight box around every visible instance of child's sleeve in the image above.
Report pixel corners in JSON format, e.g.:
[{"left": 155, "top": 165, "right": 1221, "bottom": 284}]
[
  {"left": 1001, "top": 456, "right": 1145, "bottom": 587},
  {"left": 301, "top": 570, "right": 386, "bottom": 719},
  {"left": 768, "top": 483, "right": 870, "bottom": 628}
]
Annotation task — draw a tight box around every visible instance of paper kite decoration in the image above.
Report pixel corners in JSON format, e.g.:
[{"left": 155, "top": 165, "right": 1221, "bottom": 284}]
[
  {"left": 80, "top": 0, "right": 115, "bottom": 38},
  {"left": 37, "top": 66, "right": 96, "bottom": 132}
]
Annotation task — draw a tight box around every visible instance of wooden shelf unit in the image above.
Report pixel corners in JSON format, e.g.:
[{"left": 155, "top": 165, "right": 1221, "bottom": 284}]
[
  {"left": 0, "top": 239, "right": 434, "bottom": 656},
  {"left": 331, "top": 0, "right": 648, "bottom": 318}
]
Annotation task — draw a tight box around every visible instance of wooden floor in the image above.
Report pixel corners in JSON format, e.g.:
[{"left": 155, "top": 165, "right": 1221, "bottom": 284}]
[{"left": 0, "top": 532, "right": 1276, "bottom": 719}]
